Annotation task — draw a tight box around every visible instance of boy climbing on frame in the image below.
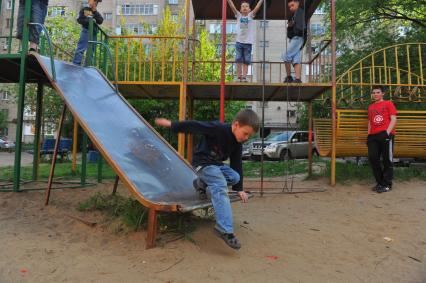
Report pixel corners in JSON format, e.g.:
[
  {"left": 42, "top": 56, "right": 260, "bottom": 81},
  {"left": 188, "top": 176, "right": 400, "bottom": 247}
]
[
  {"left": 227, "top": 0, "right": 265, "bottom": 82},
  {"left": 155, "top": 109, "right": 259, "bottom": 249}
]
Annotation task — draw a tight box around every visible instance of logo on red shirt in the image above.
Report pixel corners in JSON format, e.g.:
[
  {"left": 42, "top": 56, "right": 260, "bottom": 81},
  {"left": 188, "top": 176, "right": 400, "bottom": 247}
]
[{"left": 373, "top": 114, "right": 384, "bottom": 125}]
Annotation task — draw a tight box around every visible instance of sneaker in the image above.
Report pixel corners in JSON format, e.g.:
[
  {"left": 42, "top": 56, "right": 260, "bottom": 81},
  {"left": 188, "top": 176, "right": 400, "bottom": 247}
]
[
  {"left": 284, "top": 76, "right": 294, "bottom": 83},
  {"left": 293, "top": 78, "right": 302, "bottom": 83},
  {"left": 214, "top": 226, "right": 241, "bottom": 250},
  {"left": 235, "top": 76, "right": 242, "bottom": 82},
  {"left": 240, "top": 77, "right": 248, "bottom": 82},
  {"left": 376, "top": 185, "right": 391, "bottom": 193},
  {"left": 193, "top": 177, "right": 207, "bottom": 200},
  {"left": 372, "top": 184, "right": 381, "bottom": 192}
]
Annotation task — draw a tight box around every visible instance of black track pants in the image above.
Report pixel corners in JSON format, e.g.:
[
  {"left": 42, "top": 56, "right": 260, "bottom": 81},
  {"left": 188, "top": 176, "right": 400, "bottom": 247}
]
[{"left": 367, "top": 131, "right": 394, "bottom": 187}]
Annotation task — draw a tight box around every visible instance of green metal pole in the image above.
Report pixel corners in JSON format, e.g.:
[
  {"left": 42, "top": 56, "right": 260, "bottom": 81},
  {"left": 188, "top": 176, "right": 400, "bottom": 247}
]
[
  {"left": 81, "top": 132, "right": 87, "bottom": 185},
  {"left": 97, "top": 155, "right": 103, "bottom": 183},
  {"left": 7, "top": 0, "right": 16, "bottom": 53},
  {"left": 13, "top": 0, "right": 31, "bottom": 192},
  {"left": 39, "top": 36, "right": 46, "bottom": 55},
  {"left": 32, "top": 83, "right": 43, "bottom": 181},
  {"left": 80, "top": 17, "right": 95, "bottom": 184},
  {"left": 85, "top": 17, "right": 94, "bottom": 66}
]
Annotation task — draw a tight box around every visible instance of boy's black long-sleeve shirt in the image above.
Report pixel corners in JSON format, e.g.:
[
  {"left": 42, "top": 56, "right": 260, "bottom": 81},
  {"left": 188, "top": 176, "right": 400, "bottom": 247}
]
[
  {"left": 77, "top": 6, "right": 103, "bottom": 29},
  {"left": 287, "top": 8, "right": 306, "bottom": 39},
  {"left": 171, "top": 120, "right": 244, "bottom": 192}
]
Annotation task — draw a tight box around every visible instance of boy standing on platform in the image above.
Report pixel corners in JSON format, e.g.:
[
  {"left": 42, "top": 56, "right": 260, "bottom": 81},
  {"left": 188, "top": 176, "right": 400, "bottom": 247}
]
[
  {"left": 282, "top": 0, "right": 307, "bottom": 83},
  {"left": 367, "top": 86, "right": 397, "bottom": 193},
  {"left": 72, "top": 0, "right": 103, "bottom": 66},
  {"left": 227, "top": 0, "right": 264, "bottom": 82}
]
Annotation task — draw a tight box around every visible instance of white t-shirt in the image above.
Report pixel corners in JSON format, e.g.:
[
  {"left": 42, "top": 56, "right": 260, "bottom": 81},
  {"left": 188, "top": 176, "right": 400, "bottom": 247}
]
[{"left": 235, "top": 11, "right": 255, "bottom": 45}]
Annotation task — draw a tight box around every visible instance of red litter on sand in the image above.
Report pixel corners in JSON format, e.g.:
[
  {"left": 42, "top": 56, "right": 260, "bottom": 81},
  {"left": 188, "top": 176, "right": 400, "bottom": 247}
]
[
  {"left": 20, "top": 268, "right": 28, "bottom": 274},
  {"left": 265, "top": 255, "right": 279, "bottom": 260}
]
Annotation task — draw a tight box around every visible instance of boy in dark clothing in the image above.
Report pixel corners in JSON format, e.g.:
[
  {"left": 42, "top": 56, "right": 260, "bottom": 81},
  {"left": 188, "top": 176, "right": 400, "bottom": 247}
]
[
  {"left": 155, "top": 109, "right": 259, "bottom": 249},
  {"left": 72, "top": 0, "right": 103, "bottom": 65},
  {"left": 282, "top": 0, "right": 307, "bottom": 83},
  {"left": 367, "top": 86, "right": 397, "bottom": 193}
]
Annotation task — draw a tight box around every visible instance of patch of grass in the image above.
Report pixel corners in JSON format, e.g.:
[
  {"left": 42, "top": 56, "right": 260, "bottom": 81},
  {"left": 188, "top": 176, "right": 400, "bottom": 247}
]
[
  {"left": 78, "top": 192, "right": 198, "bottom": 239},
  {"left": 316, "top": 160, "right": 426, "bottom": 183},
  {"left": 243, "top": 160, "right": 308, "bottom": 177},
  {"left": 0, "top": 162, "right": 116, "bottom": 181}
]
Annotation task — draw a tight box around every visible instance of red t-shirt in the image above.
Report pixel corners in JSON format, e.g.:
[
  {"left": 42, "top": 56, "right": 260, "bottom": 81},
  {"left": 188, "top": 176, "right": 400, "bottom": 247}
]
[{"left": 368, "top": 100, "right": 397, "bottom": 135}]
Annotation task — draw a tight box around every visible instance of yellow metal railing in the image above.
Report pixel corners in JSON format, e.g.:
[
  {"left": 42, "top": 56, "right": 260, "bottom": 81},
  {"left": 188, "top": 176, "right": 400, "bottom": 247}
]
[
  {"left": 334, "top": 43, "right": 426, "bottom": 106},
  {"left": 108, "top": 35, "right": 186, "bottom": 83},
  {"left": 107, "top": 35, "right": 333, "bottom": 84}
]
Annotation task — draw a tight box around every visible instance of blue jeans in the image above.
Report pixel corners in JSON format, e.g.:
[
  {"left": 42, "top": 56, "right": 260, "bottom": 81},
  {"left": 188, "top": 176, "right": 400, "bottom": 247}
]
[
  {"left": 235, "top": 42, "right": 252, "bottom": 64},
  {"left": 198, "top": 165, "right": 240, "bottom": 234},
  {"left": 17, "top": 0, "right": 48, "bottom": 45},
  {"left": 72, "top": 28, "right": 97, "bottom": 66},
  {"left": 282, "top": 36, "right": 304, "bottom": 65}
]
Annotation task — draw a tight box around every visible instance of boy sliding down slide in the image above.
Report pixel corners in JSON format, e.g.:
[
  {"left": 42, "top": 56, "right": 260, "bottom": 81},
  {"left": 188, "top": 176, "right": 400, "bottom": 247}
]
[{"left": 155, "top": 109, "right": 259, "bottom": 249}]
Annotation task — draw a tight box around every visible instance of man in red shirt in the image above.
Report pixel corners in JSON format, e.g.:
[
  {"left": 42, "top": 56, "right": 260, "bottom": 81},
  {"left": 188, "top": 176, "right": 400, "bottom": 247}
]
[{"left": 367, "top": 85, "right": 397, "bottom": 193}]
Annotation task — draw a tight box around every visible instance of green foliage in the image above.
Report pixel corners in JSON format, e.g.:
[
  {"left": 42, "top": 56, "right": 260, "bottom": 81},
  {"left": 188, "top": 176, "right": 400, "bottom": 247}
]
[
  {"left": 314, "top": 160, "right": 426, "bottom": 183},
  {"left": 0, "top": 110, "right": 6, "bottom": 129},
  {"left": 0, "top": 163, "right": 117, "bottom": 180},
  {"left": 243, "top": 160, "right": 309, "bottom": 177},
  {"left": 323, "top": 0, "right": 426, "bottom": 74}
]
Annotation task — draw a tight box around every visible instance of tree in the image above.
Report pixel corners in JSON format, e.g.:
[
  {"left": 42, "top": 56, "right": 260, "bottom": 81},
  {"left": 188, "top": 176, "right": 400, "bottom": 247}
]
[{"left": 323, "top": 0, "right": 426, "bottom": 74}]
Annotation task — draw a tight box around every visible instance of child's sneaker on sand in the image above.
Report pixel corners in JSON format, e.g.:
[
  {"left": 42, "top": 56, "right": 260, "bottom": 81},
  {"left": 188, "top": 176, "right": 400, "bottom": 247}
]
[{"left": 214, "top": 226, "right": 241, "bottom": 250}]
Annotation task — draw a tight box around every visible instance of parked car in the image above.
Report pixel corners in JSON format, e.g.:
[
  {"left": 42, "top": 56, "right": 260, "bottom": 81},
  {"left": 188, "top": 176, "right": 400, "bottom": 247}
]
[
  {"left": 0, "top": 137, "right": 15, "bottom": 151},
  {"left": 251, "top": 131, "right": 317, "bottom": 160},
  {"left": 242, "top": 141, "right": 252, "bottom": 160}
]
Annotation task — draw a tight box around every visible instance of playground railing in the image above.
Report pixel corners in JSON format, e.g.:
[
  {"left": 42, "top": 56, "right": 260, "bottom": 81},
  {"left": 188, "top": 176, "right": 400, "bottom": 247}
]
[
  {"left": 107, "top": 34, "right": 186, "bottom": 83},
  {"left": 336, "top": 43, "right": 426, "bottom": 106}
]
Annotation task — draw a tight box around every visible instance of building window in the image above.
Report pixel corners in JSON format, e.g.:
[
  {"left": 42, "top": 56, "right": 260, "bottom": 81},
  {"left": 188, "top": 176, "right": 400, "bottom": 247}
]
[
  {"left": 6, "top": 18, "right": 11, "bottom": 29},
  {"left": 0, "top": 127, "right": 8, "bottom": 137},
  {"left": 310, "top": 23, "right": 325, "bottom": 36},
  {"left": 260, "top": 20, "right": 269, "bottom": 28},
  {"left": 121, "top": 4, "right": 159, "bottom": 16},
  {"left": 314, "top": 7, "right": 325, "bottom": 15},
  {"left": 171, "top": 14, "right": 179, "bottom": 22},
  {"left": 0, "top": 91, "right": 10, "bottom": 101},
  {"left": 260, "top": 40, "right": 269, "bottom": 48},
  {"left": 287, "top": 110, "right": 296, "bottom": 118},
  {"left": 6, "top": 0, "right": 12, "bottom": 9},
  {"left": 209, "top": 23, "right": 237, "bottom": 34},
  {"left": 120, "top": 24, "right": 157, "bottom": 35},
  {"left": 169, "top": 0, "right": 179, "bottom": 4},
  {"left": 48, "top": 6, "right": 66, "bottom": 17},
  {"left": 104, "top": 13, "right": 113, "bottom": 21}
]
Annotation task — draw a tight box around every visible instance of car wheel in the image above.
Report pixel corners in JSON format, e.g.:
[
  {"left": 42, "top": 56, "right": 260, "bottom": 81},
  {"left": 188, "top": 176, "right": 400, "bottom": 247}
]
[{"left": 280, "top": 149, "right": 291, "bottom": 161}]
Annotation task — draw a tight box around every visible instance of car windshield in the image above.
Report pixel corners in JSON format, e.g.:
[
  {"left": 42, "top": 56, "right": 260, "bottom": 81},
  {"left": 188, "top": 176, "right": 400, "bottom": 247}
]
[{"left": 267, "top": 132, "right": 291, "bottom": 142}]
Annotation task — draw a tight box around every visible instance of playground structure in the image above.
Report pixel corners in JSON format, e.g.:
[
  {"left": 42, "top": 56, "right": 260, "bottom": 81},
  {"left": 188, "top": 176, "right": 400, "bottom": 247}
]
[
  {"left": 1, "top": 0, "right": 425, "bottom": 248},
  {"left": 314, "top": 43, "right": 426, "bottom": 159}
]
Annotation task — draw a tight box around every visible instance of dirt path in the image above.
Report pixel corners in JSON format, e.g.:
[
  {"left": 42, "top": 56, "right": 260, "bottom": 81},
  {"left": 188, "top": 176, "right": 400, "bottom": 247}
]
[{"left": 0, "top": 178, "right": 425, "bottom": 282}]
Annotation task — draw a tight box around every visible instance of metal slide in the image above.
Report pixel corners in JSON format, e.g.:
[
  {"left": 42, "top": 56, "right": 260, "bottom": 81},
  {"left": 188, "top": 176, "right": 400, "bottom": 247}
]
[{"left": 33, "top": 54, "right": 221, "bottom": 212}]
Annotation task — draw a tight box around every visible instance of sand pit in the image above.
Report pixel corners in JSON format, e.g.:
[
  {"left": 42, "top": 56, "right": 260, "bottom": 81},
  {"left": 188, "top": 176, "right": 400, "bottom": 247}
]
[{"left": 0, "top": 178, "right": 425, "bottom": 282}]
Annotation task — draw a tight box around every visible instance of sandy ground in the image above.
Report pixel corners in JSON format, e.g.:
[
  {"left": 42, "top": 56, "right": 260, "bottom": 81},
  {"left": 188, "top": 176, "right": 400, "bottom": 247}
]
[{"left": 0, "top": 177, "right": 425, "bottom": 283}]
